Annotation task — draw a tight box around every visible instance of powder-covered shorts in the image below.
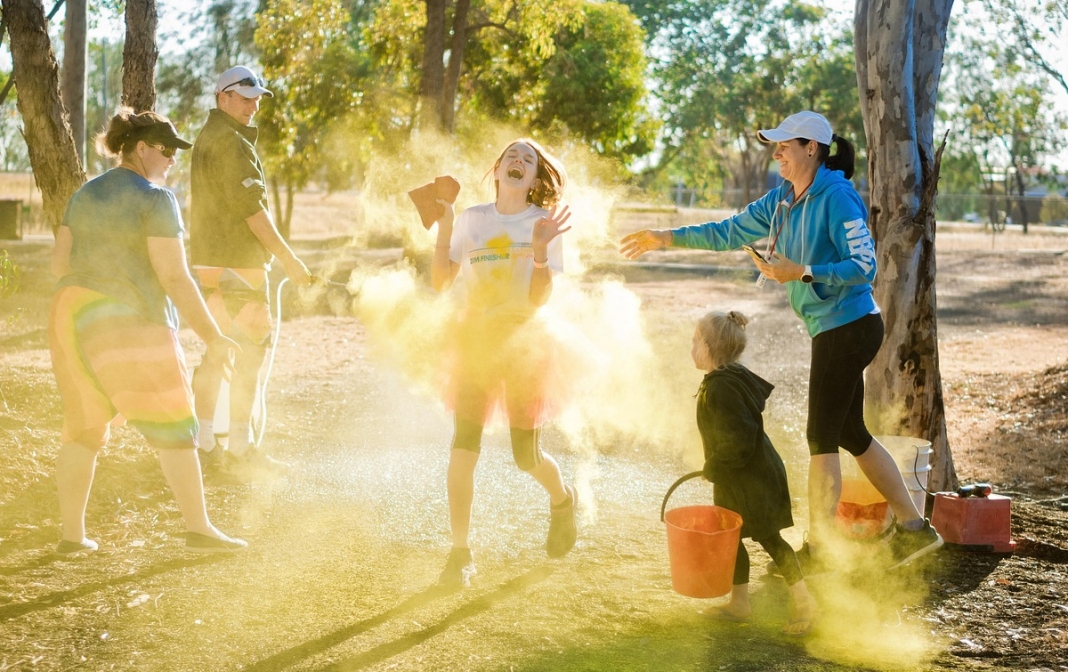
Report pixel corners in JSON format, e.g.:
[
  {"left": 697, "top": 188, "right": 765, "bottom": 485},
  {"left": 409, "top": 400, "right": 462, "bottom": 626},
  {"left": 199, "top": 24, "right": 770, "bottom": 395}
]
[{"left": 49, "top": 286, "right": 197, "bottom": 450}]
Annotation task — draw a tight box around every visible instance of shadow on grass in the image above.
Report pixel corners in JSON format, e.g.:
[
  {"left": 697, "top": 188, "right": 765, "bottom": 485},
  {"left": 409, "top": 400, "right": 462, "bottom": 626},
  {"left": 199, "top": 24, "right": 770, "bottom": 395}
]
[
  {"left": 244, "top": 565, "right": 555, "bottom": 672},
  {"left": 0, "top": 552, "right": 233, "bottom": 622}
]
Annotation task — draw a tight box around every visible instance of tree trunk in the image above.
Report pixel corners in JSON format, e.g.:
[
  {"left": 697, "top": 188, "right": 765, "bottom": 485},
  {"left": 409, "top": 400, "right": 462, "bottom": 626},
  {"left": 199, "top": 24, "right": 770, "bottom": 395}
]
[
  {"left": 122, "top": 0, "right": 158, "bottom": 112},
  {"left": 855, "top": 0, "right": 958, "bottom": 494},
  {"left": 61, "top": 0, "right": 86, "bottom": 163},
  {"left": 440, "top": 0, "right": 470, "bottom": 133},
  {"left": 1012, "top": 160, "right": 1029, "bottom": 233},
  {"left": 418, "top": 0, "right": 447, "bottom": 132},
  {"left": 3, "top": 0, "right": 86, "bottom": 234}
]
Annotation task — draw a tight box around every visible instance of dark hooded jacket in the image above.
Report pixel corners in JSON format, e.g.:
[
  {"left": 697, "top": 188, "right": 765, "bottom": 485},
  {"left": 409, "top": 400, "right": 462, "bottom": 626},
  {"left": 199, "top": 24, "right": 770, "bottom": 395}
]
[{"left": 696, "top": 363, "right": 793, "bottom": 540}]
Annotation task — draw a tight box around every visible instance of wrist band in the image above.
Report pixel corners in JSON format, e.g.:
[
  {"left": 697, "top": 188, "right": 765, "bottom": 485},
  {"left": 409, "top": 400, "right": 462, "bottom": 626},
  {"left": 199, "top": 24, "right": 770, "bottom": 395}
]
[{"left": 533, "top": 257, "right": 549, "bottom": 269}]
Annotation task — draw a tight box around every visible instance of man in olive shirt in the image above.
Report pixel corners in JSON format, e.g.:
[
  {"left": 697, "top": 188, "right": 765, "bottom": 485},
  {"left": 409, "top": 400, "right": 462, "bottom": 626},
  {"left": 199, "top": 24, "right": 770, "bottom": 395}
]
[{"left": 190, "top": 65, "right": 312, "bottom": 473}]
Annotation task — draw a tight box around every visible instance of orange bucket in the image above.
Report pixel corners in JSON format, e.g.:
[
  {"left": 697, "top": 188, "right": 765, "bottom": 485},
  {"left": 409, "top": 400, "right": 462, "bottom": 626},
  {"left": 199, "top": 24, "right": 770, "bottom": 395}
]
[
  {"left": 836, "top": 476, "right": 890, "bottom": 539},
  {"left": 660, "top": 472, "right": 743, "bottom": 598}
]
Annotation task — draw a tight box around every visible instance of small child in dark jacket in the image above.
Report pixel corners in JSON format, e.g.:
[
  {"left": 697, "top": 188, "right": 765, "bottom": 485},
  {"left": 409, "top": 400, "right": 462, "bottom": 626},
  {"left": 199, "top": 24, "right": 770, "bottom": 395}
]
[{"left": 692, "top": 310, "right": 817, "bottom": 636}]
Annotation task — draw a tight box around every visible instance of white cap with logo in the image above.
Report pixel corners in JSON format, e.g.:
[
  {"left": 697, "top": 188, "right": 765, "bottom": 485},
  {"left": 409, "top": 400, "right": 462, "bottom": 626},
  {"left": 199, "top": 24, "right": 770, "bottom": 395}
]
[
  {"left": 215, "top": 66, "right": 274, "bottom": 99},
  {"left": 758, "top": 111, "right": 833, "bottom": 146}
]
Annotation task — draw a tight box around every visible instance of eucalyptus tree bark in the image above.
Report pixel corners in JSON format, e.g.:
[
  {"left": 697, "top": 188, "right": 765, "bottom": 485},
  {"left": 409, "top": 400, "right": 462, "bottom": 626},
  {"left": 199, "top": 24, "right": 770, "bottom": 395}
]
[
  {"left": 60, "top": 0, "right": 86, "bottom": 162},
  {"left": 2, "top": 0, "right": 86, "bottom": 234},
  {"left": 419, "top": 0, "right": 447, "bottom": 132},
  {"left": 855, "top": 0, "right": 957, "bottom": 493},
  {"left": 439, "top": 0, "right": 470, "bottom": 133},
  {"left": 121, "top": 0, "right": 158, "bottom": 112}
]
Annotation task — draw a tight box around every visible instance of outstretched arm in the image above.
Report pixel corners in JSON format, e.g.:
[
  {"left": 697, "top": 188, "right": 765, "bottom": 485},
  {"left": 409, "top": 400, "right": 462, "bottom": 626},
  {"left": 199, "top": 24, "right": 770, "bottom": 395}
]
[{"left": 619, "top": 228, "right": 672, "bottom": 260}]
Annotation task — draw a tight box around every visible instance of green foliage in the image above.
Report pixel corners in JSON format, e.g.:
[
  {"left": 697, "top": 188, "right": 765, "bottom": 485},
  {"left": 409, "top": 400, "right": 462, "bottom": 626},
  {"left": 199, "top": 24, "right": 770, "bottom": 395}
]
[
  {"left": 154, "top": 0, "right": 262, "bottom": 136},
  {"left": 0, "top": 80, "right": 31, "bottom": 171},
  {"left": 940, "top": 8, "right": 1068, "bottom": 204},
  {"left": 533, "top": 3, "right": 658, "bottom": 161},
  {"left": 621, "top": 0, "right": 862, "bottom": 196},
  {"left": 975, "top": 0, "right": 1068, "bottom": 96},
  {"left": 0, "top": 250, "right": 19, "bottom": 298},
  {"left": 256, "top": 0, "right": 365, "bottom": 194},
  {"left": 362, "top": 0, "right": 653, "bottom": 165}
]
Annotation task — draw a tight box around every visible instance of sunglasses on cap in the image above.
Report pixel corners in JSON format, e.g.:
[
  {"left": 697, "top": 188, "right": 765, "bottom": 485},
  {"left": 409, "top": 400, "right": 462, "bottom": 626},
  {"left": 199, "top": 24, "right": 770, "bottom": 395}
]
[
  {"left": 221, "top": 76, "right": 267, "bottom": 93},
  {"left": 149, "top": 143, "right": 178, "bottom": 158}
]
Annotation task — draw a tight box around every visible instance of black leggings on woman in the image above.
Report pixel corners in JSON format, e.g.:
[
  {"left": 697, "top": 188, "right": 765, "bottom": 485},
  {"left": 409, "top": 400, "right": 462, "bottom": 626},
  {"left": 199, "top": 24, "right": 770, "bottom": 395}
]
[
  {"left": 734, "top": 533, "right": 803, "bottom": 586},
  {"left": 806, "top": 312, "right": 885, "bottom": 456}
]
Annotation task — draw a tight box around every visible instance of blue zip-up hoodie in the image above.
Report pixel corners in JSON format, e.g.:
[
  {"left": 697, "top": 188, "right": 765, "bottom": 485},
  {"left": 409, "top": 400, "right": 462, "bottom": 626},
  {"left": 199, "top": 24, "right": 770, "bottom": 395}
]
[{"left": 670, "top": 165, "right": 878, "bottom": 337}]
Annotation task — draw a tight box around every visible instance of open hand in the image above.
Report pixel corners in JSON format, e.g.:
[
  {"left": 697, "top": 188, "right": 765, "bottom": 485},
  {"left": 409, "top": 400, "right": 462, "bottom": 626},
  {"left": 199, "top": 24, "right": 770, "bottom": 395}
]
[
  {"left": 532, "top": 204, "right": 572, "bottom": 252},
  {"left": 619, "top": 229, "right": 671, "bottom": 260}
]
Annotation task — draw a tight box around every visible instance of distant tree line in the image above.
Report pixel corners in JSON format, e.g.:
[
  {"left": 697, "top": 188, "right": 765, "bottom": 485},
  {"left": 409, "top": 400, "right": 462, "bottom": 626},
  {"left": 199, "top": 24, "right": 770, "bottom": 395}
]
[{"left": 0, "top": 0, "right": 1064, "bottom": 234}]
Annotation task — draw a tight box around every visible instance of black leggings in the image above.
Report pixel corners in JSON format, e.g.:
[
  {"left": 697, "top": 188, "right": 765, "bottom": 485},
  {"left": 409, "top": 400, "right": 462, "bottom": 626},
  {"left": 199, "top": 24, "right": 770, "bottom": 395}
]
[
  {"left": 806, "top": 312, "right": 884, "bottom": 456},
  {"left": 452, "top": 417, "right": 544, "bottom": 472},
  {"left": 734, "top": 533, "right": 803, "bottom": 586}
]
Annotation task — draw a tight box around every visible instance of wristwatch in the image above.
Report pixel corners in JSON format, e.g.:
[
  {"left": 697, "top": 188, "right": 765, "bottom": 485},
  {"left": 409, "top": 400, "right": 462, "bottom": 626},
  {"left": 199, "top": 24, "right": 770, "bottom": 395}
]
[{"left": 800, "top": 265, "right": 814, "bottom": 283}]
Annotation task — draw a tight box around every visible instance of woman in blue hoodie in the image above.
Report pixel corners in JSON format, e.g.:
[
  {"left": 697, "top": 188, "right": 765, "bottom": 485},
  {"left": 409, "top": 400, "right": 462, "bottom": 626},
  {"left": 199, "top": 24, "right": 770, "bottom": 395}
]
[{"left": 621, "top": 111, "right": 942, "bottom": 571}]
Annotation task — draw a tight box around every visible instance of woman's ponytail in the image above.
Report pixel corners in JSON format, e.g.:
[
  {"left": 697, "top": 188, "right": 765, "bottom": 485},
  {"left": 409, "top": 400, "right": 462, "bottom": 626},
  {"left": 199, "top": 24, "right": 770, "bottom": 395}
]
[{"left": 824, "top": 134, "right": 856, "bottom": 179}]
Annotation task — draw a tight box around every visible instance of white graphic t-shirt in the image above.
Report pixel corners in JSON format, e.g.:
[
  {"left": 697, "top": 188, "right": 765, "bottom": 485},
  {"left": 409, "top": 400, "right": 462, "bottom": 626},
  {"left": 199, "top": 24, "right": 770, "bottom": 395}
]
[{"left": 449, "top": 203, "right": 564, "bottom": 319}]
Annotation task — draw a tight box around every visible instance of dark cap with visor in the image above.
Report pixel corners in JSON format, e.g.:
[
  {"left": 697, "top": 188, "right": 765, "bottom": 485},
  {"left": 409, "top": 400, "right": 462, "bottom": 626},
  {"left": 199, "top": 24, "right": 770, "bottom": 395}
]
[{"left": 130, "top": 120, "right": 193, "bottom": 150}]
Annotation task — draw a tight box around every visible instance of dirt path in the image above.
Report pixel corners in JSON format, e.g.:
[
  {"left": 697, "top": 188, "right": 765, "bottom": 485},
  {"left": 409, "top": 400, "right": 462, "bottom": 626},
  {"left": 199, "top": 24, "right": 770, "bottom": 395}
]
[{"left": 1, "top": 230, "right": 1067, "bottom": 671}]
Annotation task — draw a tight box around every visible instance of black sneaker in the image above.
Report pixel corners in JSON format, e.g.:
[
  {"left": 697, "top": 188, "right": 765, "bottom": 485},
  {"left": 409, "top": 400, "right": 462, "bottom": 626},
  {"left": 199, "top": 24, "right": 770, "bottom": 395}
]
[
  {"left": 56, "top": 538, "right": 98, "bottom": 556},
  {"left": 185, "top": 531, "right": 249, "bottom": 554},
  {"left": 197, "top": 447, "right": 224, "bottom": 471},
  {"left": 887, "top": 519, "right": 943, "bottom": 569},
  {"left": 546, "top": 484, "right": 578, "bottom": 558},
  {"left": 438, "top": 547, "right": 476, "bottom": 588}
]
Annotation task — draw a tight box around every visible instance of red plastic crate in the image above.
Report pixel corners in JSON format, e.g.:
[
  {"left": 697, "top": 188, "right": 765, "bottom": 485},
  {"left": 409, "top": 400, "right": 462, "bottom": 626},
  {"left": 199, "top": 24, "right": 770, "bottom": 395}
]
[{"left": 930, "top": 493, "right": 1016, "bottom": 553}]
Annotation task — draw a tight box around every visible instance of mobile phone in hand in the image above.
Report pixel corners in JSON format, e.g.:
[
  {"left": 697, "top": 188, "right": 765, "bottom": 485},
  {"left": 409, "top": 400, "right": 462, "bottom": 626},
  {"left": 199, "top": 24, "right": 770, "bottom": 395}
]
[{"left": 741, "top": 245, "right": 767, "bottom": 263}]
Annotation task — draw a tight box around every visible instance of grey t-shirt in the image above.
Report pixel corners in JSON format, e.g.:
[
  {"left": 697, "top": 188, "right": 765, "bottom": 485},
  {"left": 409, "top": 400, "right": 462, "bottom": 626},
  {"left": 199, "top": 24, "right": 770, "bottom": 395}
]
[{"left": 58, "top": 167, "right": 184, "bottom": 329}]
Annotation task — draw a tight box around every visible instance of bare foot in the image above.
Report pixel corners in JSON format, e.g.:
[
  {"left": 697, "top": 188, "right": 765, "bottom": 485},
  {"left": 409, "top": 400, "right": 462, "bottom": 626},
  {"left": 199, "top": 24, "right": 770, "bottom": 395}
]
[
  {"left": 782, "top": 594, "right": 819, "bottom": 636},
  {"left": 698, "top": 604, "right": 751, "bottom": 622}
]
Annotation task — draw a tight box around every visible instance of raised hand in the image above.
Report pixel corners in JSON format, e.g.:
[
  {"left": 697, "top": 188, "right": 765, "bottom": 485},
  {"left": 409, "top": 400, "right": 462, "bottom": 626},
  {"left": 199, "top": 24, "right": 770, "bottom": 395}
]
[
  {"left": 619, "top": 229, "right": 671, "bottom": 260},
  {"left": 532, "top": 204, "right": 572, "bottom": 253}
]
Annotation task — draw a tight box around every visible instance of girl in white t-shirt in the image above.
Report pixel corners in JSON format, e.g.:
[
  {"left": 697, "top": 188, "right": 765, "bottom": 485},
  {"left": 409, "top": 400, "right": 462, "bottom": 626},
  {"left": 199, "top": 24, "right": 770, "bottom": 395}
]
[{"left": 430, "top": 138, "right": 576, "bottom": 588}]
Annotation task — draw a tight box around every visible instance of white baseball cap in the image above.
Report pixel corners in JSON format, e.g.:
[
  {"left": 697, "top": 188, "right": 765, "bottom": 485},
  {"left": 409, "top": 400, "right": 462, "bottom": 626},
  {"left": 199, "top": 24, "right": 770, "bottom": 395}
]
[
  {"left": 758, "top": 111, "right": 833, "bottom": 145},
  {"left": 215, "top": 66, "right": 273, "bottom": 98}
]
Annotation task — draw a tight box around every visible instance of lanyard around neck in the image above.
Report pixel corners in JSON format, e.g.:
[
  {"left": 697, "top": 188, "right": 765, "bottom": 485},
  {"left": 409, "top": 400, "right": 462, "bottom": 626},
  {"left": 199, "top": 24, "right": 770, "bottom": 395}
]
[{"left": 766, "top": 186, "right": 810, "bottom": 259}]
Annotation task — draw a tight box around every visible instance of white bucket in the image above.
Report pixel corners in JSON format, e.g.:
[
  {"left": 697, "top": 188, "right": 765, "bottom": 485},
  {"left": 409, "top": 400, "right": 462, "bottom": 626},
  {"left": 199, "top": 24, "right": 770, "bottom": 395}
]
[
  {"left": 877, "top": 435, "right": 932, "bottom": 472},
  {"left": 877, "top": 436, "right": 933, "bottom": 516},
  {"left": 904, "top": 464, "right": 931, "bottom": 516}
]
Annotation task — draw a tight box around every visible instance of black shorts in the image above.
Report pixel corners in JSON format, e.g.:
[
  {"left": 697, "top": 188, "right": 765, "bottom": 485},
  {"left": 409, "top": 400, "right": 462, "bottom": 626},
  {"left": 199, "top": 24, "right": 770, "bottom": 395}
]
[{"left": 806, "top": 312, "right": 884, "bottom": 456}]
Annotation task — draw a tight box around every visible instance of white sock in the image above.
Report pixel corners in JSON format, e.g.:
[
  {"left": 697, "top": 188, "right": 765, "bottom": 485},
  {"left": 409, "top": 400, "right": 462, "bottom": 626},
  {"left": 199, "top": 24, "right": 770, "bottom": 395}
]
[
  {"left": 196, "top": 419, "right": 215, "bottom": 452},
  {"left": 229, "top": 422, "right": 252, "bottom": 456}
]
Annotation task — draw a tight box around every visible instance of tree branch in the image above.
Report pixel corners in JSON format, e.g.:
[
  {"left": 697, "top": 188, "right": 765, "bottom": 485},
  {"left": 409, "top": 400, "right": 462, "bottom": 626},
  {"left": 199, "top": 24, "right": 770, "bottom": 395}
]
[{"left": 0, "top": 0, "right": 66, "bottom": 107}]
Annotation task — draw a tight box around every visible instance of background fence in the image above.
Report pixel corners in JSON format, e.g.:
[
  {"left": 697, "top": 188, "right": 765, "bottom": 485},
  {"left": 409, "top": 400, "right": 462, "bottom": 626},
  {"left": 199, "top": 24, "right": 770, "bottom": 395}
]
[{"left": 671, "top": 186, "right": 1068, "bottom": 228}]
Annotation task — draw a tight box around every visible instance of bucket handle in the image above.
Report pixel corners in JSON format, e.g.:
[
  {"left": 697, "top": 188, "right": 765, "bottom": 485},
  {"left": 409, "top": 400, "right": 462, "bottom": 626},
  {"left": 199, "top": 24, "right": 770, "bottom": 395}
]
[{"left": 660, "top": 471, "right": 706, "bottom": 522}]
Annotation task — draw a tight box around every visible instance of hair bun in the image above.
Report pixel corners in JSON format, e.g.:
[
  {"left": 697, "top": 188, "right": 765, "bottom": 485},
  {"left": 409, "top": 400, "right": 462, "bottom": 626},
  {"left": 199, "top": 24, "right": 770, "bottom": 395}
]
[{"left": 727, "top": 311, "right": 749, "bottom": 328}]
